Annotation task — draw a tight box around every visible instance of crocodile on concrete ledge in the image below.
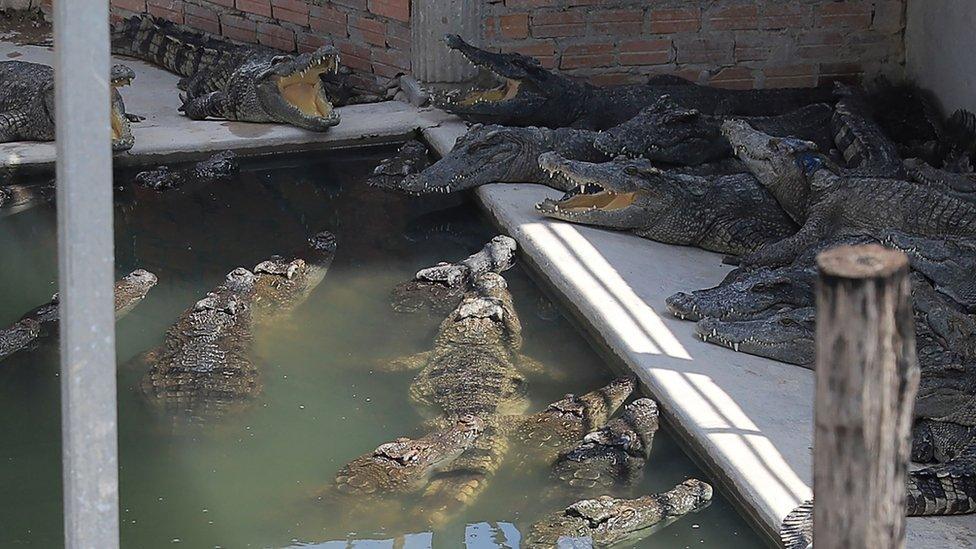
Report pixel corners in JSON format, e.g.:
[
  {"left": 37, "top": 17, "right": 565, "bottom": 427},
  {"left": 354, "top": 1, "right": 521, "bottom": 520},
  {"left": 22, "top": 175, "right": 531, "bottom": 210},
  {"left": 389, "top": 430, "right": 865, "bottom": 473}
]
[
  {"left": 0, "top": 269, "right": 157, "bottom": 363},
  {"left": 534, "top": 152, "right": 798, "bottom": 256},
  {"left": 112, "top": 14, "right": 341, "bottom": 130},
  {"left": 435, "top": 34, "right": 834, "bottom": 130},
  {"left": 552, "top": 398, "right": 659, "bottom": 491},
  {"left": 0, "top": 61, "right": 136, "bottom": 151},
  {"left": 391, "top": 235, "right": 517, "bottom": 315},
  {"left": 595, "top": 96, "right": 834, "bottom": 166},
  {"left": 524, "top": 479, "right": 713, "bottom": 547}
]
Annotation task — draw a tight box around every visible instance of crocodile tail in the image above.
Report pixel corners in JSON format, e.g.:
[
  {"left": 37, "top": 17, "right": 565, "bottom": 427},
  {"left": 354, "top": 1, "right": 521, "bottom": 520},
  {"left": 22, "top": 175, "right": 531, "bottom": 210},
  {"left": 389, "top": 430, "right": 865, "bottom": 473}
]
[
  {"left": 779, "top": 499, "right": 813, "bottom": 549},
  {"left": 906, "top": 454, "right": 976, "bottom": 516},
  {"left": 111, "top": 13, "right": 239, "bottom": 79}
]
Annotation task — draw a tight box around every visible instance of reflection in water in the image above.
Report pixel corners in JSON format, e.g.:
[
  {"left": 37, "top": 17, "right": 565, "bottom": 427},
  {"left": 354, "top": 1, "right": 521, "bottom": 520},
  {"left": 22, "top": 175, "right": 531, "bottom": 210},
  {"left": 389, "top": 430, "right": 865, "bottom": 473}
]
[{"left": 0, "top": 148, "right": 762, "bottom": 548}]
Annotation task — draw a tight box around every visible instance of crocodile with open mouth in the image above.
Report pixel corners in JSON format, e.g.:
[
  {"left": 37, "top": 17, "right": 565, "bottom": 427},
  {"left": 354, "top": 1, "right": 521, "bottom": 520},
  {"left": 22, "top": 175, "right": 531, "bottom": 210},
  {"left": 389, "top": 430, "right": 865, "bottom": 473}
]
[
  {"left": 112, "top": 14, "right": 341, "bottom": 130},
  {"left": 524, "top": 479, "right": 713, "bottom": 547},
  {"left": 0, "top": 61, "right": 136, "bottom": 151},
  {"left": 534, "top": 152, "right": 798, "bottom": 256},
  {"left": 138, "top": 232, "right": 336, "bottom": 419},
  {"left": 594, "top": 96, "right": 834, "bottom": 166},
  {"left": 552, "top": 398, "right": 659, "bottom": 491},
  {"left": 330, "top": 414, "right": 485, "bottom": 496},
  {"left": 0, "top": 269, "right": 157, "bottom": 363},
  {"left": 391, "top": 235, "right": 517, "bottom": 315},
  {"left": 437, "top": 35, "right": 834, "bottom": 129}
]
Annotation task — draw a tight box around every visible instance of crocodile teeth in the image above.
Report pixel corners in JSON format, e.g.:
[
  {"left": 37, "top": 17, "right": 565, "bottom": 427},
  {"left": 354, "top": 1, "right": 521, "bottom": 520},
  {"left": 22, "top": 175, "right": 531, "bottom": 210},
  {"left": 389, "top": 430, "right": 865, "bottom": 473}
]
[{"left": 733, "top": 342, "right": 740, "bottom": 352}]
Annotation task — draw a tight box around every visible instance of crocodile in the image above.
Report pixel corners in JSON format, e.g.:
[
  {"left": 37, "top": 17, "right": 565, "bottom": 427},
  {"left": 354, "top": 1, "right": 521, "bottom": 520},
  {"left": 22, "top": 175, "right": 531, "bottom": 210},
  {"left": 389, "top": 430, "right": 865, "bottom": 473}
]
[
  {"left": 552, "top": 398, "right": 659, "bottom": 491},
  {"left": 831, "top": 83, "right": 905, "bottom": 177},
  {"left": 330, "top": 414, "right": 484, "bottom": 496},
  {"left": 594, "top": 96, "right": 834, "bottom": 166},
  {"left": 0, "top": 269, "right": 157, "bottom": 363},
  {"left": 391, "top": 235, "right": 517, "bottom": 315},
  {"left": 534, "top": 152, "right": 798, "bottom": 256},
  {"left": 0, "top": 180, "right": 54, "bottom": 218},
  {"left": 383, "top": 271, "right": 539, "bottom": 524},
  {"left": 942, "top": 109, "right": 976, "bottom": 171},
  {"left": 394, "top": 124, "right": 608, "bottom": 195},
  {"left": 696, "top": 306, "right": 816, "bottom": 367},
  {"left": 437, "top": 34, "right": 834, "bottom": 130},
  {"left": 134, "top": 150, "right": 239, "bottom": 190},
  {"left": 366, "top": 140, "right": 431, "bottom": 190},
  {"left": 903, "top": 158, "right": 976, "bottom": 202},
  {"left": 0, "top": 60, "right": 136, "bottom": 151},
  {"left": 738, "top": 155, "right": 976, "bottom": 267},
  {"left": 112, "top": 14, "right": 341, "bottom": 130},
  {"left": 511, "top": 376, "right": 635, "bottom": 462},
  {"left": 524, "top": 479, "right": 713, "bottom": 547},
  {"left": 865, "top": 80, "right": 943, "bottom": 166},
  {"left": 139, "top": 232, "right": 336, "bottom": 418}
]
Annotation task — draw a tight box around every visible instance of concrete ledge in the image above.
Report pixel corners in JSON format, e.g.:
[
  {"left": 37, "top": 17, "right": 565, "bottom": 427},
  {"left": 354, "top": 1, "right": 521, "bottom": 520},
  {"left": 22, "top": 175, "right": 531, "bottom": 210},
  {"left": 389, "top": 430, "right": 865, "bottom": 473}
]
[{"left": 423, "top": 121, "right": 976, "bottom": 548}]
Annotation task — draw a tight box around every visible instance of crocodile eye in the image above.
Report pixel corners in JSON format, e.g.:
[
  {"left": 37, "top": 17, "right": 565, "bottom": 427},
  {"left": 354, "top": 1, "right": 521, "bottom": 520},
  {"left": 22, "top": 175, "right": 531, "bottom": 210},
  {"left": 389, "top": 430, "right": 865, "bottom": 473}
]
[
  {"left": 624, "top": 166, "right": 638, "bottom": 176},
  {"left": 270, "top": 55, "right": 292, "bottom": 65}
]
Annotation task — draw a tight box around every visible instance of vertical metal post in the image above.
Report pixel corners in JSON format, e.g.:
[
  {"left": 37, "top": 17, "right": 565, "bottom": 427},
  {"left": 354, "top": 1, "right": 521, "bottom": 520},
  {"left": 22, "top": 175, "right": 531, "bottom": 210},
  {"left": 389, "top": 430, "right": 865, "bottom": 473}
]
[
  {"left": 411, "top": 0, "right": 482, "bottom": 82},
  {"left": 54, "top": 0, "right": 119, "bottom": 548}
]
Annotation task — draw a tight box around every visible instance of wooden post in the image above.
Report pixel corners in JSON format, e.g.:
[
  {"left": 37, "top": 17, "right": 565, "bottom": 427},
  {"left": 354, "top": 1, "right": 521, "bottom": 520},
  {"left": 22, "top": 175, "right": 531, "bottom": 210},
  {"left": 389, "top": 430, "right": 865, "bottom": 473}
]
[{"left": 813, "top": 244, "right": 919, "bottom": 549}]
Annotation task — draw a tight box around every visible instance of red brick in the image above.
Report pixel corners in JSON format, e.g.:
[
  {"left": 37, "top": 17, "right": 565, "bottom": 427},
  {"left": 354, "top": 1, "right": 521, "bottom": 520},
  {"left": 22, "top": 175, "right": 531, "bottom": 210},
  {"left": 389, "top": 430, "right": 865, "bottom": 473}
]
[
  {"left": 333, "top": 0, "right": 367, "bottom": 10},
  {"left": 336, "top": 40, "right": 372, "bottom": 71},
  {"left": 236, "top": 0, "right": 271, "bottom": 18},
  {"left": 763, "top": 65, "right": 818, "bottom": 87},
  {"left": 796, "top": 30, "right": 845, "bottom": 59},
  {"left": 708, "top": 5, "right": 758, "bottom": 31},
  {"left": 511, "top": 41, "right": 556, "bottom": 68},
  {"left": 184, "top": 4, "right": 220, "bottom": 35},
  {"left": 819, "top": 62, "right": 864, "bottom": 86},
  {"left": 588, "top": 72, "right": 643, "bottom": 86},
  {"left": 221, "top": 13, "right": 257, "bottom": 43},
  {"left": 872, "top": 0, "right": 905, "bottom": 33},
  {"left": 258, "top": 22, "right": 295, "bottom": 51},
  {"left": 372, "top": 48, "right": 410, "bottom": 77},
  {"left": 761, "top": 4, "right": 809, "bottom": 30},
  {"left": 818, "top": 1, "right": 872, "bottom": 29},
  {"left": 672, "top": 66, "right": 705, "bottom": 84},
  {"left": 369, "top": 0, "right": 410, "bottom": 23},
  {"left": 484, "top": 16, "right": 499, "bottom": 40},
  {"left": 147, "top": 0, "right": 183, "bottom": 24},
  {"left": 708, "top": 66, "right": 755, "bottom": 90},
  {"left": 350, "top": 15, "right": 387, "bottom": 47},
  {"left": 649, "top": 8, "right": 700, "bottom": 34},
  {"left": 386, "top": 22, "right": 411, "bottom": 51},
  {"left": 272, "top": 0, "right": 308, "bottom": 25},
  {"left": 506, "top": 0, "right": 555, "bottom": 8},
  {"left": 499, "top": 13, "right": 529, "bottom": 39},
  {"left": 619, "top": 39, "right": 671, "bottom": 66},
  {"left": 560, "top": 43, "right": 613, "bottom": 69},
  {"left": 298, "top": 32, "right": 328, "bottom": 53},
  {"left": 209, "top": 0, "right": 235, "bottom": 6},
  {"left": 531, "top": 10, "right": 584, "bottom": 38},
  {"left": 590, "top": 9, "right": 643, "bottom": 36},
  {"left": 675, "top": 36, "right": 733, "bottom": 65},
  {"left": 310, "top": 5, "right": 348, "bottom": 37},
  {"left": 112, "top": 0, "right": 147, "bottom": 12}
]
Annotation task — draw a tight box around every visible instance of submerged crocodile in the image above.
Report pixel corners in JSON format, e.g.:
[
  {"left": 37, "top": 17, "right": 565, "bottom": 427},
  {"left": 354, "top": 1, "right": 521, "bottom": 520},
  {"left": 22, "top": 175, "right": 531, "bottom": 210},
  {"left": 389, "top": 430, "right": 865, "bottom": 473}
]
[
  {"left": 595, "top": 96, "right": 834, "bottom": 166},
  {"left": 525, "top": 479, "right": 713, "bottom": 547},
  {"left": 437, "top": 35, "right": 833, "bottom": 129},
  {"left": 0, "top": 269, "right": 157, "bottom": 363},
  {"left": 552, "top": 398, "right": 659, "bottom": 491},
  {"left": 330, "top": 414, "right": 484, "bottom": 496},
  {"left": 534, "top": 152, "right": 797, "bottom": 256},
  {"left": 367, "top": 140, "right": 431, "bottom": 190},
  {"left": 391, "top": 235, "right": 517, "bottom": 315},
  {"left": 139, "top": 232, "right": 336, "bottom": 418},
  {"left": 0, "top": 180, "right": 55, "bottom": 218},
  {"left": 394, "top": 124, "right": 608, "bottom": 195},
  {"left": 0, "top": 61, "right": 136, "bottom": 151},
  {"left": 113, "top": 14, "right": 340, "bottom": 130},
  {"left": 134, "top": 150, "right": 239, "bottom": 190}
]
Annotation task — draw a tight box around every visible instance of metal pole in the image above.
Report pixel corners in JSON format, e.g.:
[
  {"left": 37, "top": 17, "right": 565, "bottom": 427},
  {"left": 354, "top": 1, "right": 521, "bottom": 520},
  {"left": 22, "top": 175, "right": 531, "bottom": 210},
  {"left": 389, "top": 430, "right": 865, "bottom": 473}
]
[{"left": 54, "top": 0, "right": 120, "bottom": 547}]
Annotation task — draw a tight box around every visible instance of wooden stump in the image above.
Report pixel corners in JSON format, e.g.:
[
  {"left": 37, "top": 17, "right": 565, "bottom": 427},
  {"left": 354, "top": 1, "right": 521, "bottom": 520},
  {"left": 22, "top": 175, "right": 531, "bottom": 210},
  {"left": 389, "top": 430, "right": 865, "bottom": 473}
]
[{"left": 813, "top": 244, "right": 919, "bottom": 549}]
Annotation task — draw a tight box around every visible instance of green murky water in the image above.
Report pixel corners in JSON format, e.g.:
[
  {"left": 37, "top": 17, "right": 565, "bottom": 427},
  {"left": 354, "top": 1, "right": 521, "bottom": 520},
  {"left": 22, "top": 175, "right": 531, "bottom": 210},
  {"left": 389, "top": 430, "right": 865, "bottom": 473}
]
[{"left": 0, "top": 148, "right": 765, "bottom": 548}]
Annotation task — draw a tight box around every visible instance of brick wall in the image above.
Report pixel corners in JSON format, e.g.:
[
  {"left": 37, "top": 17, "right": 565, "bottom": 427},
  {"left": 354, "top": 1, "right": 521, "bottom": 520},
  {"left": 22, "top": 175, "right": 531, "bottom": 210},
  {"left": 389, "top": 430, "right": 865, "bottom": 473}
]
[
  {"left": 484, "top": 0, "right": 906, "bottom": 88},
  {"left": 54, "top": 0, "right": 904, "bottom": 90}
]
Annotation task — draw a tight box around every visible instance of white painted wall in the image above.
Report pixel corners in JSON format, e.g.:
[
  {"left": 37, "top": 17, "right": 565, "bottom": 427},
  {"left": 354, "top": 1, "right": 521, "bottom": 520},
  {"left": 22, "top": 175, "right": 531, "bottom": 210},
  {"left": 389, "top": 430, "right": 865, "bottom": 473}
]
[{"left": 906, "top": 0, "right": 976, "bottom": 113}]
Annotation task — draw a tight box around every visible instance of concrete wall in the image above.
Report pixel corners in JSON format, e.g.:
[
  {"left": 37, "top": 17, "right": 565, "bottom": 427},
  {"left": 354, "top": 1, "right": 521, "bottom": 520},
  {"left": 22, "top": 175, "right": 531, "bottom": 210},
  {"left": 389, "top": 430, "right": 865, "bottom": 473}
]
[{"left": 906, "top": 0, "right": 976, "bottom": 114}]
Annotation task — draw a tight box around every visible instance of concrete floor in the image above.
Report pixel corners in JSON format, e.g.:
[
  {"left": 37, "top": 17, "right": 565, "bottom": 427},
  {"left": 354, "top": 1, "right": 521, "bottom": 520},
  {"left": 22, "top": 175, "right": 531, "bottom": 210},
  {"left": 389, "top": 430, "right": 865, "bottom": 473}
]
[
  {"left": 0, "top": 42, "right": 452, "bottom": 169},
  {"left": 423, "top": 121, "right": 976, "bottom": 547}
]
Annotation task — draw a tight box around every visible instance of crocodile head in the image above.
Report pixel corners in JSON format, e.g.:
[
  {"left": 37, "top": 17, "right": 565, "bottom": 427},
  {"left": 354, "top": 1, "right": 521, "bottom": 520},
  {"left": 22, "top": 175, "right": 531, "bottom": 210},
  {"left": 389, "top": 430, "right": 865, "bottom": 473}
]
[
  {"left": 526, "top": 479, "right": 713, "bottom": 547},
  {"left": 334, "top": 414, "right": 484, "bottom": 495},
  {"left": 252, "top": 231, "right": 337, "bottom": 320},
  {"left": 110, "top": 64, "right": 136, "bottom": 152},
  {"left": 595, "top": 97, "right": 728, "bottom": 165},
  {"left": 255, "top": 46, "right": 341, "bottom": 130},
  {"left": 114, "top": 269, "right": 158, "bottom": 318},
  {"left": 399, "top": 125, "right": 553, "bottom": 194},
  {"left": 723, "top": 119, "right": 818, "bottom": 184},
  {"left": 433, "top": 34, "right": 589, "bottom": 127},
  {"left": 666, "top": 265, "right": 815, "bottom": 322},
  {"left": 534, "top": 152, "right": 697, "bottom": 229},
  {"left": 695, "top": 306, "right": 815, "bottom": 366},
  {"left": 437, "top": 272, "right": 522, "bottom": 350}
]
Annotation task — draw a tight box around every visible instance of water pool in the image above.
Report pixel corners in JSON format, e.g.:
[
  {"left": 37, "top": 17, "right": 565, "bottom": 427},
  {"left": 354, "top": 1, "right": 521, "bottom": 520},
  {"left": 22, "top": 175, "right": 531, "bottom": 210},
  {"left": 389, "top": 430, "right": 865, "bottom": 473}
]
[{"left": 0, "top": 147, "right": 765, "bottom": 548}]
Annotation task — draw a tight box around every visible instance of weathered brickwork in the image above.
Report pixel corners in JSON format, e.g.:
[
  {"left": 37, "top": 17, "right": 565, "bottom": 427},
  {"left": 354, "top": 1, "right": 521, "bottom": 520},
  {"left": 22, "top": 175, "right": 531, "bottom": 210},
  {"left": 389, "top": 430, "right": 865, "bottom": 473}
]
[{"left": 45, "top": 0, "right": 903, "bottom": 89}]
